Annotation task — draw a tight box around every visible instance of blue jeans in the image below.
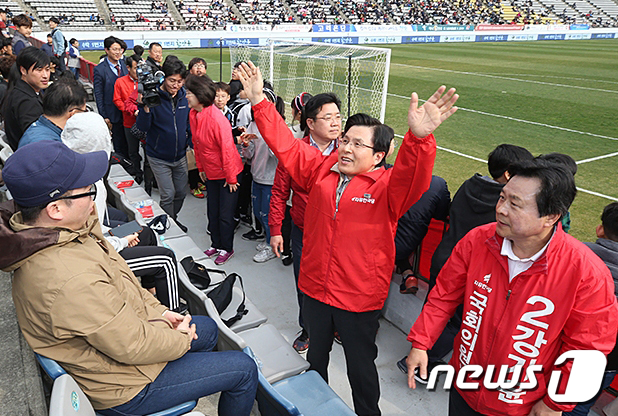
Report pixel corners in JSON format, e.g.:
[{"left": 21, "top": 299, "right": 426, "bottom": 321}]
[
  {"left": 252, "top": 182, "right": 272, "bottom": 242},
  {"left": 99, "top": 316, "right": 258, "bottom": 416},
  {"left": 563, "top": 370, "right": 616, "bottom": 416}
]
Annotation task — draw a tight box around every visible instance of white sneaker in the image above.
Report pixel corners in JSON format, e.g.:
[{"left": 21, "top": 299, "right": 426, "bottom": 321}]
[
  {"left": 253, "top": 246, "right": 276, "bottom": 263},
  {"left": 256, "top": 242, "right": 270, "bottom": 251}
]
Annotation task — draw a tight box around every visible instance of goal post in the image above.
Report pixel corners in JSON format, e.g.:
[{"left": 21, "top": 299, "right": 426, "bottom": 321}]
[{"left": 229, "top": 40, "right": 391, "bottom": 123}]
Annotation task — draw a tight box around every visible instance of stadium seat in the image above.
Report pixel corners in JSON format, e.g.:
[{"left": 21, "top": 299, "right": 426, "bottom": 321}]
[
  {"left": 176, "top": 267, "right": 309, "bottom": 383},
  {"left": 243, "top": 347, "right": 356, "bottom": 416},
  {"left": 36, "top": 354, "right": 199, "bottom": 416}
]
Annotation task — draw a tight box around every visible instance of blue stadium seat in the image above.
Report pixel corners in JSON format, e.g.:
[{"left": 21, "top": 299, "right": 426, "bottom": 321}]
[
  {"left": 36, "top": 354, "right": 198, "bottom": 416},
  {"left": 243, "top": 348, "right": 356, "bottom": 416}
]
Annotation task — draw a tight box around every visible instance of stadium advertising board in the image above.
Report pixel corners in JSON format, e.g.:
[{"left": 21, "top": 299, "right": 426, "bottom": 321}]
[
  {"left": 357, "top": 24, "right": 412, "bottom": 32},
  {"left": 538, "top": 33, "right": 566, "bottom": 40},
  {"left": 477, "top": 24, "right": 524, "bottom": 31},
  {"left": 440, "top": 34, "right": 475, "bottom": 42},
  {"left": 402, "top": 35, "right": 441, "bottom": 43},
  {"left": 200, "top": 38, "right": 259, "bottom": 48},
  {"left": 272, "top": 24, "right": 311, "bottom": 32},
  {"left": 565, "top": 32, "right": 592, "bottom": 40},
  {"left": 476, "top": 34, "right": 509, "bottom": 42},
  {"left": 312, "top": 24, "right": 355, "bottom": 32},
  {"left": 138, "top": 39, "right": 197, "bottom": 49},
  {"left": 415, "top": 24, "right": 474, "bottom": 31},
  {"left": 227, "top": 24, "right": 271, "bottom": 32},
  {"left": 591, "top": 32, "right": 615, "bottom": 38},
  {"left": 311, "top": 36, "right": 359, "bottom": 44},
  {"left": 570, "top": 24, "right": 590, "bottom": 30},
  {"left": 359, "top": 36, "right": 402, "bottom": 44},
  {"left": 507, "top": 33, "right": 537, "bottom": 41}
]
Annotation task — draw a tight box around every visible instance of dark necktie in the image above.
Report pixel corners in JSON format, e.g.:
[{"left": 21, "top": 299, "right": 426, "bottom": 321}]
[{"left": 115, "top": 64, "right": 120, "bottom": 76}]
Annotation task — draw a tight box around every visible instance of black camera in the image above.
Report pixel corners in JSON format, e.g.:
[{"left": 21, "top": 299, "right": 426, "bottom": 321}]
[{"left": 137, "top": 61, "right": 165, "bottom": 108}]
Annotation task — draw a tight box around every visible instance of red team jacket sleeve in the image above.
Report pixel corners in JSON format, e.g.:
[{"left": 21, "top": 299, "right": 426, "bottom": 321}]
[
  {"left": 542, "top": 264, "right": 618, "bottom": 412},
  {"left": 407, "top": 234, "right": 471, "bottom": 350},
  {"left": 269, "top": 163, "right": 292, "bottom": 236},
  {"left": 388, "top": 130, "right": 436, "bottom": 220},
  {"left": 216, "top": 114, "right": 241, "bottom": 184},
  {"left": 253, "top": 99, "right": 323, "bottom": 192}
]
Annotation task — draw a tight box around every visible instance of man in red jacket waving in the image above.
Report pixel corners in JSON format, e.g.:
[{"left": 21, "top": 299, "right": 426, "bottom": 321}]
[
  {"left": 238, "top": 61, "right": 458, "bottom": 416},
  {"left": 407, "top": 159, "right": 618, "bottom": 416}
]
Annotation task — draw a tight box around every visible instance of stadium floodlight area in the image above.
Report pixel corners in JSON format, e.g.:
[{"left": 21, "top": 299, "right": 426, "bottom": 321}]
[{"left": 230, "top": 40, "right": 391, "bottom": 122}]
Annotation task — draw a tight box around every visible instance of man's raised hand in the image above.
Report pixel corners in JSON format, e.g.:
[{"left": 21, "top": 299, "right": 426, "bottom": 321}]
[
  {"left": 408, "top": 86, "right": 459, "bottom": 138},
  {"left": 237, "top": 61, "right": 266, "bottom": 106}
]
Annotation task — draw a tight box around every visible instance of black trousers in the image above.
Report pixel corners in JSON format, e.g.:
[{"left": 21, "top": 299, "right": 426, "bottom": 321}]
[
  {"left": 235, "top": 164, "right": 253, "bottom": 221},
  {"left": 120, "top": 245, "right": 180, "bottom": 311},
  {"left": 281, "top": 205, "right": 292, "bottom": 256},
  {"left": 111, "top": 121, "right": 128, "bottom": 159},
  {"left": 449, "top": 387, "right": 486, "bottom": 415},
  {"left": 205, "top": 176, "right": 241, "bottom": 252},
  {"left": 303, "top": 296, "right": 381, "bottom": 416},
  {"left": 124, "top": 127, "right": 143, "bottom": 179}
]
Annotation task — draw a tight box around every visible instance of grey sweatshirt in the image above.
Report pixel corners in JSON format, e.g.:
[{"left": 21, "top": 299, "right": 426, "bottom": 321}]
[{"left": 242, "top": 121, "right": 278, "bottom": 185}]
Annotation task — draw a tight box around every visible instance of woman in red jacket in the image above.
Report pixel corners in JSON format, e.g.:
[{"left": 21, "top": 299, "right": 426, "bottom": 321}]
[{"left": 185, "top": 75, "right": 244, "bottom": 265}]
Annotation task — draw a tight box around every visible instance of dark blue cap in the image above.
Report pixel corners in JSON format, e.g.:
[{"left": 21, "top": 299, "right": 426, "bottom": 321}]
[{"left": 3, "top": 141, "right": 109, "bottom": 207}]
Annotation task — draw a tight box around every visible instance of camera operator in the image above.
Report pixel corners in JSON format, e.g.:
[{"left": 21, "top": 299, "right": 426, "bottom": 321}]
[{"left": 135, "top": 56, "right": 190, "bottom": 232}]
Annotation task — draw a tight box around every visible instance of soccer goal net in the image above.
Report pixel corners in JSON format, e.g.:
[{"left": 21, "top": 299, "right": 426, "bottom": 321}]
[{"left": 229, "top": 40, "right": 391, "bottom": 122}]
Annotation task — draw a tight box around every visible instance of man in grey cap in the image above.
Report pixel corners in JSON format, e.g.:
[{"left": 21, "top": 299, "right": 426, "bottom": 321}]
[{"left": 0, "top": 141, "right": 257, "bottom": 415}]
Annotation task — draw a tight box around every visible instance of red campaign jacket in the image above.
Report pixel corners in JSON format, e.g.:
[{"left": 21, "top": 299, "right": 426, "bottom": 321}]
[
  {"left": 269, "top": 135, "right": 336, "bottom": 236},
  {"left": 253, "top": 99, "right": 435, "bottom": 312},
  {"left": 189, "top": 105, "right": 243, "bottom": 183},
  {"left": 408, "top": 223, "right": 618, "bottom": 415}
]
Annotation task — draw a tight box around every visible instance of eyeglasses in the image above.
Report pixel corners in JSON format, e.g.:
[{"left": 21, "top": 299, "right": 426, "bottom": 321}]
[
  {"left": 56, "top": 184, "right": 97, "bottom": 202},
  {"left": 339, "top": 137, "right": 374, "bottom": 150},
  {"left": 71, "top": 106, "right": 91, "bottom": 114},
  {"left": 314, "top": 114, "right": 342, "bottom": 123}
]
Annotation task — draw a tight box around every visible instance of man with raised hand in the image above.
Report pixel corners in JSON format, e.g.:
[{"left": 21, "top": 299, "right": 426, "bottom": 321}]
[
  {"left": 237, "top": 61, "right": 458, "bottom": 416},
  {"left": 406, "top": 159, "right": 618, "bottom": 416}
]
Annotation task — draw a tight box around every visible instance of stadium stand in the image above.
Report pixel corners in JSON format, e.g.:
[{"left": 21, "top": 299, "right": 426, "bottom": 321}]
[
  {"left": 234, "top": 0, "right": 296, "bottom": 25},
  {"left": 23, "top": 0, "right": 104, "bottom": 31},
  {"left": 107, "top": 0, "right": 176, "bottom": 31},
  {"left": 176, "top": 0, "right": 241, "bottom": 30},
  {"left": 286, "top": 0, "right": 345, "bottom": 25}
]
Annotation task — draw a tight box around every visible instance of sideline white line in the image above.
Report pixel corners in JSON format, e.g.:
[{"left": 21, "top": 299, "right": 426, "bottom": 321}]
[
  {"left": 576, "top": 152, "right": 618, "bottom": 164},
  {"left": 390, "top": 63, "right": 618, "bottom": 94},
  {"left": 481, "top": 73, "right": 618, "bottom": 85},
  {"left": 388, "top": 92, "right": 618, "bottom": 141},
  {"left": 395, "top": 134, "right": 618, "bottom": 201}
]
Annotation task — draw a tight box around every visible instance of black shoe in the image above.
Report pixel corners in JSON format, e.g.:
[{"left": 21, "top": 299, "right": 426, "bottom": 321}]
[
  {"left": 397, "top": 357, "right": 447, "bottom": 385},
  {"left": 176, "top": 220, "right": 188, "bottom": 233},
  {"left": 282, "top": 254, "right": 293, "bottom": 266},
  {"left": 242, "top": 229, "right": 265, "bottom": 241},
  {"left": 239, "top": 214, "right": 252, "bottom": 226}
]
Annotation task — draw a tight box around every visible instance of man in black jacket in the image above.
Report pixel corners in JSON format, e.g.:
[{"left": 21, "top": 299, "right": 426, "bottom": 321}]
[
  {"left": 146, "top": 42, "right": 163, "bottom": 73},
  {"left": 1, "top": 47, "right": 49, "bottom": 150}
]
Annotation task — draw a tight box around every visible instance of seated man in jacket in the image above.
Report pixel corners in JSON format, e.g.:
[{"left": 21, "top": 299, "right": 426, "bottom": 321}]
[
  {"left": 0, "top": 141, "right": 257, "bottom": 416},
  {"left": 407, "top": 159, "right": 618, "bottom": 416},
  {"left": 237, "top": 61, "right": 458, "bottom": 416}
]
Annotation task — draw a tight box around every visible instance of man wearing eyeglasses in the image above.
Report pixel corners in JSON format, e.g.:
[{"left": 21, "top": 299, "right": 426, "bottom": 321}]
[
  {"left": 0, "top": 140, "right": 258, "bottom": 415},
  {"left": 19, "top": 76, "right": 88, "bottom": 148},
  {"left": 238, "top": 62, "right": 458, "bottom": 416}
]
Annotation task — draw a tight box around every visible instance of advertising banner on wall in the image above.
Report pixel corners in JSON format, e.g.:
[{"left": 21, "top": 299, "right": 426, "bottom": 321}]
[
  {"left": 312, "top": 24, "right": 356, "bottom": 32},
  {"left": 591, "top": 32, "right": 615, "bottom": 39},
  {"left": 402, "top": 35, "right": 441, "bottom": 43},
  {"left": 359, "top": 36, "right": 402, "bottom": 44},
  {"left": 227, "top": 24, "right": 272, "bottom": 32},
  {"left": 507, "top": 33, "right": 537, "bottom": 41},
  {"left": 440, "top": 34, "right": 475, "bottom": 42},
  {"left": 273, "top": 24, "right": 312, "bottom": 32},
  {"left": 137, "top": 39, "right": 199, "bottom": 49},
  {"left": 356, "top": 24, "right": 413, "bottom": 32},
  {"left": 475, "top": 34, "right": 509, "bottom": 42},
  {"left": 477, "top": 24, "right": 524, "bottom": 31},
  {"left": 311, "top": 36, "right": 359, "bottom": 44},
  {"left": 415, "top": 24, "right": 474, "bottom": 31},
  {"left": 200, "top": 38, "right": 259, "bottom": 48}
]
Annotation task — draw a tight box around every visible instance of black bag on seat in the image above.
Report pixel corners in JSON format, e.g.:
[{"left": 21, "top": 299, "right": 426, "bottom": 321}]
[{"left": 180, "top": 257, "right": 248, "bottom": 327}]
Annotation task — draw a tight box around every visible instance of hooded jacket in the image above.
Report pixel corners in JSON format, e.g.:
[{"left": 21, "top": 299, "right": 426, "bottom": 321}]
[
  {"left": 253, "top": 99, "right": 435, "bottom": 312},
  {"left": 0, "top": 201, "right": 191, "bottom": 410},
  {"left": 136, "top": 86, "right": 190, "bottom": 163},
  {"left": 408, "top": 223, "right": 618, "bottom": 415},
  {"left": 429, "top": 174, "right": 503, "bottom": 281},
  {"left": 189, "top": 104, "right": 243, "bottom": 183}
]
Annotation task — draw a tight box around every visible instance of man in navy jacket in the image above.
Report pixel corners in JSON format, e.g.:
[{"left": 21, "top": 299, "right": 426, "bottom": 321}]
[
  {"left": 93, "top": 36, "right": 128, "bottom": 157},
  {"left": 135, "top": 56, "right": 190, "bottom": 231}
]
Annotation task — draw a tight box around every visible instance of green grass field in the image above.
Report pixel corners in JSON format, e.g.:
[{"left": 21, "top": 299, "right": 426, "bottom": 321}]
[{"left": 83, "top": 40, "right": 618, "bottom": 242}]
